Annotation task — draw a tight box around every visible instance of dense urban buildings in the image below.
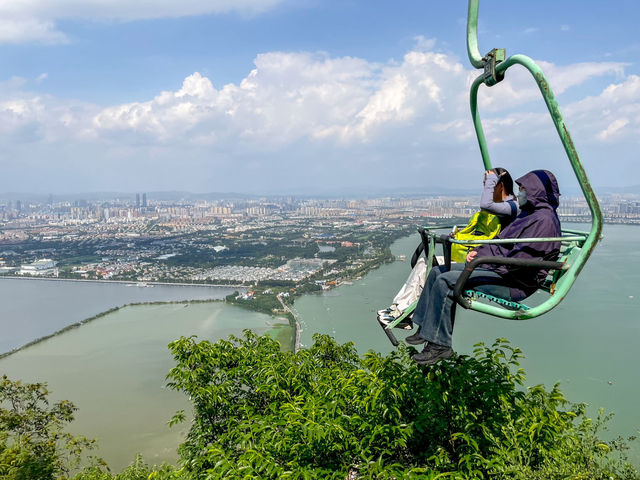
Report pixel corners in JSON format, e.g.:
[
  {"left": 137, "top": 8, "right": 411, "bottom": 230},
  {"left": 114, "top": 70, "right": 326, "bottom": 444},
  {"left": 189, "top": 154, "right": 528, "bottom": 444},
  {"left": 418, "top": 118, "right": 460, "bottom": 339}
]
[{"left": 0, "top": 192, "right": 636, "bottom": 285}]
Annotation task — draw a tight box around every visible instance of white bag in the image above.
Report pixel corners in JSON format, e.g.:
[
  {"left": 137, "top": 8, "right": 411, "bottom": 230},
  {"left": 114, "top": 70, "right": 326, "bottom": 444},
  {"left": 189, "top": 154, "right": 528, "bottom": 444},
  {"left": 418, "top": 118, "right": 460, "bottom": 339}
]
[{"left": 392, "top": 257, "right": 427, "bottom": 312}]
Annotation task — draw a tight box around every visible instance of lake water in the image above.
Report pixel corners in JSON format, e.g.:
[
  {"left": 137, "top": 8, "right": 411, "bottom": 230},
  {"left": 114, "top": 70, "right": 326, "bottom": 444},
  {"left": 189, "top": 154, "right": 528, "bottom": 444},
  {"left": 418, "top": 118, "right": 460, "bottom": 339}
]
[
  {"left": 1, "top": 224, "right": 639, "bottom": 469},
  {"left": 295, "top": 223, "right": 640, "bottom": 463},
  {"left": 0, "top": 301, "right": 282, "bottom": 469},
  {"left": 0, "top": 278, "right": 241, "bottom": 353}
]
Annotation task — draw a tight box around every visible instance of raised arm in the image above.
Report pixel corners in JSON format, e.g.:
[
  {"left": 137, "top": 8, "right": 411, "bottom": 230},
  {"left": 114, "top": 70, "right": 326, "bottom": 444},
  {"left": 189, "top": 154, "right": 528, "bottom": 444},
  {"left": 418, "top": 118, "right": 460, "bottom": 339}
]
[{"left": 480, "top": 172, "right": 517, "bottom": 216}]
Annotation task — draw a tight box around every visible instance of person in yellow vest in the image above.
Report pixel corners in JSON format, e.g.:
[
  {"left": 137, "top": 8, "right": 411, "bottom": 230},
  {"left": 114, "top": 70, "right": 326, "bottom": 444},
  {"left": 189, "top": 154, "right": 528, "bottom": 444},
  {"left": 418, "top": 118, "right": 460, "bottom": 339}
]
[
  {"left": 450, "top": 168, "right": 518, "bottom": 262},
  {"left": 378, "top": 168, "right": 518, "bottom": 326}
]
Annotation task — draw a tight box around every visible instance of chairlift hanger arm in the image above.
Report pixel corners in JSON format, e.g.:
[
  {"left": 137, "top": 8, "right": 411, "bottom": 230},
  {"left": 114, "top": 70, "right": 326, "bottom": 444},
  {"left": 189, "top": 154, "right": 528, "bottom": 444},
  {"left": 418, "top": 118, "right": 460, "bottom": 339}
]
[
  {"left": 467, "top": 0, "right": 602, "bottom": 225},
  {"left": 466, "top": 0, "right": 484, "bottom": 69}
]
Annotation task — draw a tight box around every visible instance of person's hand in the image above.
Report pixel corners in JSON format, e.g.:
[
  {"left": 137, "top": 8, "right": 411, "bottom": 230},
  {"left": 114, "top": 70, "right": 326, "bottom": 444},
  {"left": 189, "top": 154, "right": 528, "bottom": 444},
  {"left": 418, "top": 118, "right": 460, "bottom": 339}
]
[
  {"left": 466, "top": 250, "right": 478, "bottom": 263},
  {"left": 483, "top": 169, "right": 496, "bottom": 184}
]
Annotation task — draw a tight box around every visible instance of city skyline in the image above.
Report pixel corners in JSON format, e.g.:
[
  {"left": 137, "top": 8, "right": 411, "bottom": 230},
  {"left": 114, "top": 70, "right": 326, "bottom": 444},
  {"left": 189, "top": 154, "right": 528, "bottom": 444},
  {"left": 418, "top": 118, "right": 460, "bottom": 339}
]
[{"left": 1, "top": 1, "right": 639, "bottom": 194}]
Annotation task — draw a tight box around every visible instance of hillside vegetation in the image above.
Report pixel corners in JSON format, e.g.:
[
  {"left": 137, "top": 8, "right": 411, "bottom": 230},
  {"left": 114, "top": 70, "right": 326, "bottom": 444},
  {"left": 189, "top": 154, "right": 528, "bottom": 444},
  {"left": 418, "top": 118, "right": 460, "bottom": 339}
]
[{"left": 1, "top": 334, "right": 638, "bottom": 479}]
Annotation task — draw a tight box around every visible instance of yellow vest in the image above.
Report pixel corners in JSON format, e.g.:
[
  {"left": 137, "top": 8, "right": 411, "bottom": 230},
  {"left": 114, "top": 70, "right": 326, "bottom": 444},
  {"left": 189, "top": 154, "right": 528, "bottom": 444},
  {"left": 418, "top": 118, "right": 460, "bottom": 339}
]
[{"left": 450, "top": 210, "right": 502, "bottom": 263}]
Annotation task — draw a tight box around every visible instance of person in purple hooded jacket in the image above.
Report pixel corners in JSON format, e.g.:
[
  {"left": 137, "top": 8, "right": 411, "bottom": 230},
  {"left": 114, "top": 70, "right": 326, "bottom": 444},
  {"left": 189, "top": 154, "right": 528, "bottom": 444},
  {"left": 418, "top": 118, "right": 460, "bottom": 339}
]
[{"left": 405, "top": 170, "right": 562, "bottom": 365}]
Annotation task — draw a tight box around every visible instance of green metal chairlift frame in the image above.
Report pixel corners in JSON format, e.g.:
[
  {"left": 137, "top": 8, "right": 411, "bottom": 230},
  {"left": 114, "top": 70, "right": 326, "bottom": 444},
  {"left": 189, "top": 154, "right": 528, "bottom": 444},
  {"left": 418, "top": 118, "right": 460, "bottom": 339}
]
[{"left": 380, "top": 0, "right": 603, "bottom": 345}]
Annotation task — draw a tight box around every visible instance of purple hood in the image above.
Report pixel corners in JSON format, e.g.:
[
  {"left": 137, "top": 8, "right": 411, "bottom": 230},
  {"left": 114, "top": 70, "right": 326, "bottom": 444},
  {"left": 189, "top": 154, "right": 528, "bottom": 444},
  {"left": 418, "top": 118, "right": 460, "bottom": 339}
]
[
  {"left": 473, "top": 170, "right": 562, "bottom": 300},
  {"left": 517, "top": 169, "right": 560, "bottom": 211}
]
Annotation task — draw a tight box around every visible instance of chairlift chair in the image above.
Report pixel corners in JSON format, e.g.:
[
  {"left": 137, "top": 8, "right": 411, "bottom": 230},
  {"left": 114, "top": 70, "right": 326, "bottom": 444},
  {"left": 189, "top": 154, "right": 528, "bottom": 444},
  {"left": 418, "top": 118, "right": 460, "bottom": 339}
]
[{"left": 379, "top": 0, "right": 603, "bottom": 347}]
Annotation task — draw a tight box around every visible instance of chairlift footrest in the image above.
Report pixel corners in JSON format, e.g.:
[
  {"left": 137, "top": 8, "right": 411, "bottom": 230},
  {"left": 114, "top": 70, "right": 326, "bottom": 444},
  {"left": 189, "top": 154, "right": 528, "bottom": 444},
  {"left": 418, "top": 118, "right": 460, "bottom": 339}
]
[
  {"left": 463, "top": 289, "right": 530, "bottom": 311},
  {"left": 377, "top": 317, "right": 399, "bottom": 347}
]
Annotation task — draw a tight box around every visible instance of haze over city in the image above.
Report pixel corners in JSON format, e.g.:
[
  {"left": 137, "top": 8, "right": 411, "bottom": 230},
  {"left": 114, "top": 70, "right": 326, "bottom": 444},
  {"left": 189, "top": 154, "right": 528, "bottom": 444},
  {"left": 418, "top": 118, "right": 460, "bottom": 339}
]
[{"left": 1, "top": 0, "right": 639, "bottom": 194}]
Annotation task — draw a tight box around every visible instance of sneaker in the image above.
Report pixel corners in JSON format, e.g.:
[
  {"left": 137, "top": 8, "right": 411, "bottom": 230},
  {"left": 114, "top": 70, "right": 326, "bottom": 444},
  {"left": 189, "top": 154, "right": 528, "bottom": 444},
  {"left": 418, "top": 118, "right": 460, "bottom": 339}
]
[
  {"left": 405, "top": 330, "right": 426, "bottom": 345},
  {"left": 412, "top": 343, "right": 454, "bottom": 365},
  {"left": 377, "top": 305, "right": 398, "bottom": 316},
  {"left": 378, "top": 314, "right": 412, "bottom": 330}
]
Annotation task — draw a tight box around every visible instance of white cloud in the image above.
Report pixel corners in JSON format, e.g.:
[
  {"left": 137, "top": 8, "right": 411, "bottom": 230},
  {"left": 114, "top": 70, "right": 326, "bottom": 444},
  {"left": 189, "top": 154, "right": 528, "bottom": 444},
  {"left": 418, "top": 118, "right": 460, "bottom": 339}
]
[
  {"left": 598, "top": 118, "right": 629, "bottom": 140},
  {"left": 3, "top": 47, "right": 636, "bottom": 152},
  {"left": 1, "top": 0, "right": 285, "bottom": 19},
  {"left": 566, "top": 75, "right": 640, "bottom": 143},
  {"left": 90, "top": 49, "right": 471, "bottom": 146},
  {"left": 0, "top": 18, "right": 68, "bottom": 45},
  {"left": 94, "top": 53, "right": 379, "bottom": 145},
  {"left": 413, "top": 35, "right": 437, "bottom": 51},
  {"left": 539, "top": 61, "right": 627, "bottom": 94},
  {"left": 0, "top": 0, "right": 286, "bottom": 45},
  {"left": 477, "top": 60, "right": 626, "bottom": 112},
  {"left": 1, "top": 44, "right": 639, "bottom": 192}
]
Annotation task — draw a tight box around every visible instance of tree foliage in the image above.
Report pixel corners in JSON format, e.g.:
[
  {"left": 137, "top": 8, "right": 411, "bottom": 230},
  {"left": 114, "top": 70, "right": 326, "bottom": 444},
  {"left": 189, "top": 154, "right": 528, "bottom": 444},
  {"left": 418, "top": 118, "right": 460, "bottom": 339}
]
[
  {"left": 0, "top": 375, "right": 96, "bottom": 480},
  {"left": 72, "top": 455, "right": 187, "bottom": 480},
  {"left": 166, "top": 333, "right": 640, "bottom": 479},
  {"left": 3, "top": 335, "right": 639, "bottom": 479}
]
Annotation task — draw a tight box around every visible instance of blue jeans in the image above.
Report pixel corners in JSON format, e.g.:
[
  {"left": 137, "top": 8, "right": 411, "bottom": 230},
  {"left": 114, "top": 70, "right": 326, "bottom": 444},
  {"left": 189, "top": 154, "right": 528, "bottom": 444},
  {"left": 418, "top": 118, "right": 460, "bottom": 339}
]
[{"left": 412, "top": 264, "right": 513, "bottom": 347}]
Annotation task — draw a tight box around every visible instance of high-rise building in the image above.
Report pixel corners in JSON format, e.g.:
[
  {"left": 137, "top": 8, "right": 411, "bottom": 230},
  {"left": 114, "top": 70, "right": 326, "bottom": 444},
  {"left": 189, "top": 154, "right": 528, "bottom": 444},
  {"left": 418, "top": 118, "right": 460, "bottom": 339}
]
[
  {"left": 136, "top": 193, "right": 140, "bottom": 208},
  {"left": 142, "top": 193, "right": 147, "bottom": 208}
]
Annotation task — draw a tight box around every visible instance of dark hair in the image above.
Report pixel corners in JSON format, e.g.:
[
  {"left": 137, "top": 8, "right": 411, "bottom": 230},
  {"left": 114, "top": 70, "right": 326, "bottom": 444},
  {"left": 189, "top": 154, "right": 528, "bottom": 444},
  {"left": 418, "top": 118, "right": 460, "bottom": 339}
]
[{"left": 493, "top": 167, "right": 514, "bottom": 196}]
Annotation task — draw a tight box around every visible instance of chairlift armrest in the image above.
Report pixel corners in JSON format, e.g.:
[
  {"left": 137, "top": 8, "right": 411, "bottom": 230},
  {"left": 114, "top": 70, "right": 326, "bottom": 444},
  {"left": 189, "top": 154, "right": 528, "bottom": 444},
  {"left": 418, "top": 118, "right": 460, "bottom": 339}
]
[
  {"left": 449, "top": 235, "right": 585, "bottom": 246},
  {"left": 440, "top": 234, "right": 452, "bottom": 271},
  {"left": 453, "top": 256, "right": 565, "bottom": 309},
  {"left": 417, "top": 228, "right": 454, "bottom": 271},
  {"left": 412, "top": 227, "right": 446, "bottom": 268}
]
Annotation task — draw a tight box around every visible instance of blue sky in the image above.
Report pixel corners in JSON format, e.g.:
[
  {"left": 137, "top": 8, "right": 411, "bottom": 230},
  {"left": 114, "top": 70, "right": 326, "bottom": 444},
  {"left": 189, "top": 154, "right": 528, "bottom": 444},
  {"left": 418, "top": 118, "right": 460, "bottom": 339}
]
[{"left": 1, "top": 0, "right": 639, "bottom": 194}]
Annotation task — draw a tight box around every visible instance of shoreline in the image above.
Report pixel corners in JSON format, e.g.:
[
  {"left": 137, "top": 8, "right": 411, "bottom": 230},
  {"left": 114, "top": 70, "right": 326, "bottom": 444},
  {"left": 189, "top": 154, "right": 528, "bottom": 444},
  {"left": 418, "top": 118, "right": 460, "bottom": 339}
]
[
  {"left": 0, "top": 275, "right": 244, "bottom": 288},
  {"left": 0, "top": 298, "right": 228, "bottom": 360},
  {"left": 0, "top": 287, "right": 301, "bottom": 360},
  {"left": 276, "top": 293, "right": 301, "bottom": 352},
  {"left": 0, "top": 232, "right": 406, "bottom": 359}
]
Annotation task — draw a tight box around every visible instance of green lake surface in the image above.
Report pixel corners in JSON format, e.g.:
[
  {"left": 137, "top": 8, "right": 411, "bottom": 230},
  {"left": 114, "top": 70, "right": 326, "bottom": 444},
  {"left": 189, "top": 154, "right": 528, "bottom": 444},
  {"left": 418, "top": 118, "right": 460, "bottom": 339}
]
[
  {"left": 1, "top": 223, "right": 639, "bottom": 470},
  {"left": 0, "top": 301, "right": 286, "bottom": 470},
  {"left": 295, "top": 223, "right": 640, "bottom": 464}
]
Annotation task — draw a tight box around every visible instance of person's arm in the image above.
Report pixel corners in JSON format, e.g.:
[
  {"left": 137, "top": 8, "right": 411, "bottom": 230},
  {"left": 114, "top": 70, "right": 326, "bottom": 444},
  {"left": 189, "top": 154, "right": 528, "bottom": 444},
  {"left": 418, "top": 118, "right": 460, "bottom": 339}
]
[
  {"left": 470, "top": 214, "right": 530, "bottom": 260},
  {"left": 480, "top": 173, "right": 517, "bottom": 216},
  {"left": 473, "top": 215, "right": 556, "bottom": 261}
]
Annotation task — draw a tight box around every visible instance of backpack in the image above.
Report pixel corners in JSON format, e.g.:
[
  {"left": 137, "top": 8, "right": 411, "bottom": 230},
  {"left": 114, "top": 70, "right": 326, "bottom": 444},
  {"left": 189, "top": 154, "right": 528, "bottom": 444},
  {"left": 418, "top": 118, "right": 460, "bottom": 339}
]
[{"left": 450, "top": 210, "right": 502, "bottom": 263}]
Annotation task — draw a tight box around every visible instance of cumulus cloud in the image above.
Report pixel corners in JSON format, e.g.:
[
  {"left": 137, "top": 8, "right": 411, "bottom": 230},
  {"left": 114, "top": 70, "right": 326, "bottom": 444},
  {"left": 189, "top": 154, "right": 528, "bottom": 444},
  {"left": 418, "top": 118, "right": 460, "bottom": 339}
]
[
  {"left": 2, "top": 46, "right": 636, "bottom": 151},
  {"left": 413, "top": 35, "right": 437, "bottom": 51},
  {"left": 566, "top": 75, "right": 640, "bottom": 143},
  {"left": 1, "top": 43, "right": 638, "bottom": 192},
  {"left": 90, "top": 48, "right": 472, "bottom": 147},
  {"left": 0, "top": 0, "right": 286, "bottom": 45},
  {"left": 0, "top": 78, "right": 99, "bottom": 143},
  {"left": 93, "top": 53, "right": 379, "bottom": 145},
  {"left": 477, "top": 60, "right": 626, "bottom": 112}
]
